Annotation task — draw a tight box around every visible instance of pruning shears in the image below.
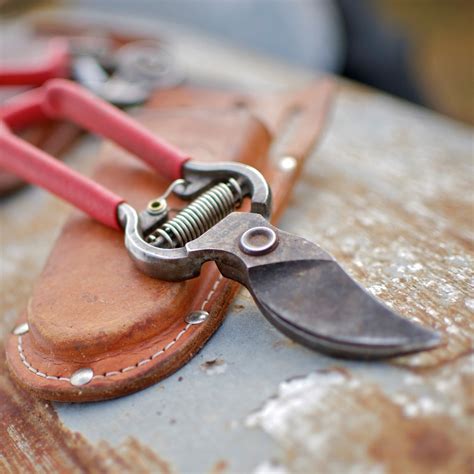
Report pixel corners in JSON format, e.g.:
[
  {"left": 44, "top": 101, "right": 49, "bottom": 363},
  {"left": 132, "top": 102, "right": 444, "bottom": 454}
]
[{"left": 0, "top": 79, "right": 441, "bottom": 359}]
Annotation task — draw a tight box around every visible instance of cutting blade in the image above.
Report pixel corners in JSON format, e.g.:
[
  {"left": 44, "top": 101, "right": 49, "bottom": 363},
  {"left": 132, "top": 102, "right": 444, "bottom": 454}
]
[
  {"left": 189, "top": 212, "right": 441, "bottom": 359},
  {"left": 248, "top": 257, "right": 441, "bottom": 358}
]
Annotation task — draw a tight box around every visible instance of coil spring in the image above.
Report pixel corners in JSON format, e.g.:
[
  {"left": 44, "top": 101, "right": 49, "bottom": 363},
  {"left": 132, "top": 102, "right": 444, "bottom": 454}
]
[{"left": 146, "top": 178, "right": 242, "bottom": 248}]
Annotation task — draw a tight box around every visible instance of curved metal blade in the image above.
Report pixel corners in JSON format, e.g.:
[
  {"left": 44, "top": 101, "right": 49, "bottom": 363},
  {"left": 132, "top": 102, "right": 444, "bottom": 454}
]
[
  {"left": 248, "top": 259, "right": 441, "bottom": 358},
  {"left": 184, "top": 212, "right": 441, "bottom": 359}
]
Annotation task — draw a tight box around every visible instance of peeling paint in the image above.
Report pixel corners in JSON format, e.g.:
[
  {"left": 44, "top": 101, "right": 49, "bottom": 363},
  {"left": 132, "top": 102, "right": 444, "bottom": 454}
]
[
  {"left": 253, "top": 460, "right": 289, "bottom": 474},
  {"left": 246, "top": 363, "right": 473, "bottom": 474},
  {"left": 200, "top": 358, "right": 228, "bottom": 376}
]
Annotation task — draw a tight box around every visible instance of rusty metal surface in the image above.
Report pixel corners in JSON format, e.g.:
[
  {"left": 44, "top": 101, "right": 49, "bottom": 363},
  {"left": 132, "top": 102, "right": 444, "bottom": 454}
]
[
  {"left": 0, "top": 358, "right": 171, "bottom": 473},
  {"left": 1, "top": 8, "right": 473, "bottom": 474}
]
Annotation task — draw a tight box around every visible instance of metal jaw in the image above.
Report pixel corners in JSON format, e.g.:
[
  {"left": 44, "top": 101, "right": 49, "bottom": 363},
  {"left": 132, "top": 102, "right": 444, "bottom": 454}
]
[
  {"left": 118, "top": 161, "right": 441, "bottom": 359},
  {"left": 118, "top": 161, "right": 272, "bottom": 280}
]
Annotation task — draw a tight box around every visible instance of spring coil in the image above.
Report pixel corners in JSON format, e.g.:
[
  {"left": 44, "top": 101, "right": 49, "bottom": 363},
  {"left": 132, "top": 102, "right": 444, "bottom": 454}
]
[{"left": 146, "top": 178, "right": 242, "bottom": 248}]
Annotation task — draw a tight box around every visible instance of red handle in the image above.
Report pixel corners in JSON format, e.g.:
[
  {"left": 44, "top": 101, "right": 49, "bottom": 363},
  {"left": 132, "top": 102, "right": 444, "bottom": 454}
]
[
  {"left": 0, "top": 79, "right": 191, "bottom": 229},
  {"left": 0, "top": 38, "right": 70, "bottom": 86},
  {"left": 42, "top": 80, "right": 190, "bottom": 179},
  {"left": 1, "top": 88, "right": 46, "bottom": 130},
  {"left": 0, "top": 127, "right": 124, "bottom": 229}
]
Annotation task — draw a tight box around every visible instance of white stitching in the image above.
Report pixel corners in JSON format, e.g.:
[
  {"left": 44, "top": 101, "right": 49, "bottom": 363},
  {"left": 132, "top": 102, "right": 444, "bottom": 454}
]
[
  {"left": 200, "top": 277, "right": 222, "bottom": 310},
  {"left": 17, "top": 336, "right": 71, "bottom": 381},
  {"left": 16, "top": 275, "right": 224, "bottom": 383}
]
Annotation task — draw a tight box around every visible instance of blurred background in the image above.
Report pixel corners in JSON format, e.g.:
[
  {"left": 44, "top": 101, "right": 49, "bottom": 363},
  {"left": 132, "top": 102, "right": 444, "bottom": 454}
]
[{"left": 1, "top": 0, "right": 473, "bottom": 124}]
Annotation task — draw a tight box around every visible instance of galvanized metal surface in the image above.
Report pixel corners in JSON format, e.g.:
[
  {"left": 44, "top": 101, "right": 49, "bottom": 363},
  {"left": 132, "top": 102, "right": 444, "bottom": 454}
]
[{"left": 1, "top": 8, "right": 473, "bottom": 474}]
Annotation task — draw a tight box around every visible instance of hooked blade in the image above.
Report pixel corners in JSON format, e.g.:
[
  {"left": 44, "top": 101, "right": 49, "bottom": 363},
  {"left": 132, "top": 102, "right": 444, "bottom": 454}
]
[
  {"left": 187, "top": 213, "right": 441, "bottom": 359},
  {"left": 248, "top": 258, "right": 441, "bottom": 358}
]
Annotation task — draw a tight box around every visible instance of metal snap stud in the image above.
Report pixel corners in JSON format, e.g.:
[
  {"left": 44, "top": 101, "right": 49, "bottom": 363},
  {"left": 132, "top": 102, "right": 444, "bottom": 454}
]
[
  {"left": 13, "top": 322, "right": 29, "bottom": 335},
  {"left": 279, "top": 156, "right": 297, "bottom": 172},
  {"left": 185, "top": 310, "right": 209, "bottom": 325},
  {"left": 240, "top": 226, "right": 278, "bottom": 256},
  {"left": 70, "top": 368, "right": 94, "bottom": 387}
]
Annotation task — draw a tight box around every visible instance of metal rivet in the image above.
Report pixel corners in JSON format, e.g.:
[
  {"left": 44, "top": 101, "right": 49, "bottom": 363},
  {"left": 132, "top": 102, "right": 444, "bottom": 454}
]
[
  {"left": 70, "top": 368, "right": 94, "bottom": 387},
  {"left": 147, "top": 197, "right": 167, "bottom": 215},
  {"left": 13, "top": 322, "right": 29, "bottom": 335},
  {"left": 185, "top": 310, "right": 209, "bottom": 325},
  {"left": 240, "top": 227, "right": 278, "bottom": 256},
  {"left": 279, "top": 156, "right": 297, "bottom": 172}
]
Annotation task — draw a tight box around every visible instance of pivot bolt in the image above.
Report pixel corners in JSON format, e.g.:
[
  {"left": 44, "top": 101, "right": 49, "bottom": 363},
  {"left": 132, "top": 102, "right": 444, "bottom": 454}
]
[{"left": 240, "top": 227, "right": 278, "bottom": 256}]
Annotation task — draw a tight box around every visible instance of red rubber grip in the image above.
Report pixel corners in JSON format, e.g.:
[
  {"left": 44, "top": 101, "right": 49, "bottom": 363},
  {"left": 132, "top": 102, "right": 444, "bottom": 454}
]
[
  {"left": 0, "top": 79, "right": 191, "bottom": 229},
  {"left": 0, "top": 38, "right": 70, "bottom": 86},
  {"left": 1, "top": 88, "right": 47, "bottom": 130},
  {"left": 0, "top": 124, "right": 123, "bottom": 229},
  {"left": 43, "top": 79, "right": 189, "bottom": 180}
]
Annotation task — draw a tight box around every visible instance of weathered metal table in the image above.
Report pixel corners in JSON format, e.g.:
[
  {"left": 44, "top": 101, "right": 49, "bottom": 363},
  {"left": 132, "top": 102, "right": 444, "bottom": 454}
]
[{"left": 1, "top": 9, "right": 473, "bottom": 474}]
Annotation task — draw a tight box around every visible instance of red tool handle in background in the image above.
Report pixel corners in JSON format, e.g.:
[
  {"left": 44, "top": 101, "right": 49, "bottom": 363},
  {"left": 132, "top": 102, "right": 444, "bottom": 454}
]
[
  {"left": 0, "top": 79, "right": 190, "bottom": 229},
  {"left": 0, "top": 38, "right": 71, "bottom": 86}
]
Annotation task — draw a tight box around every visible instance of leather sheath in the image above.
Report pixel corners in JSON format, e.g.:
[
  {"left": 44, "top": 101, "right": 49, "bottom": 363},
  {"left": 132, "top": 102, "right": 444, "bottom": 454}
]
[{"left": 5, "top": 79, "right": 335, "bottom": 401}]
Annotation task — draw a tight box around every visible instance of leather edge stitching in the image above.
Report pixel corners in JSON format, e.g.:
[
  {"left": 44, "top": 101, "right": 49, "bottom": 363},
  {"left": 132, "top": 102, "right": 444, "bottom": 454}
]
[{"left": 15, "top": 275, "right": 224, "bottom": 383}]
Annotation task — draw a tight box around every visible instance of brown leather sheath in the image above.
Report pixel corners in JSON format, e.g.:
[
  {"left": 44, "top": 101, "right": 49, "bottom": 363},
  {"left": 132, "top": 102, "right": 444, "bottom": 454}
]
[{"left": 5, "top": 79, "right": 335, "bottom": 401}]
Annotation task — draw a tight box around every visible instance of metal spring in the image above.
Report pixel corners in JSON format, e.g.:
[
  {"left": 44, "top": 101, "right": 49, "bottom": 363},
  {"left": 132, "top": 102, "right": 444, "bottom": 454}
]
[{"left": 146, "top": 178, "right": 242, "bottom": 248}]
